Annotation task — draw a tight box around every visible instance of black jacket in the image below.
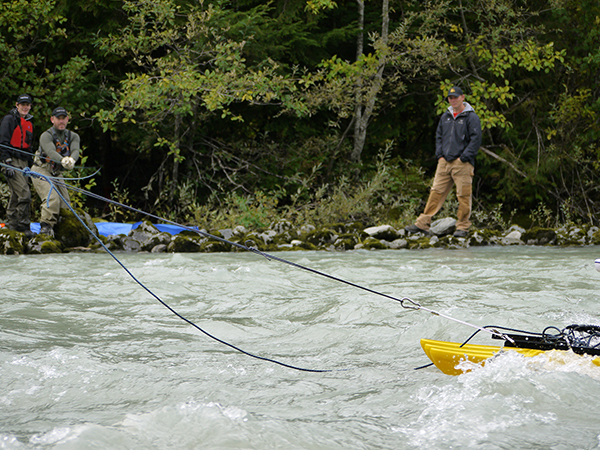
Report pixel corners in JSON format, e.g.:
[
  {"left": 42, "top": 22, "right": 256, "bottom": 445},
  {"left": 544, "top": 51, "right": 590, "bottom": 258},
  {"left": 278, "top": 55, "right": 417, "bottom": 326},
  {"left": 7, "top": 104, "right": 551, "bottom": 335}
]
[
  {"left": 0, "top": 108, "right": 34, "bottom": 163},
  {"left": 435, "top": 102, "right": 481, "bottom": 166}
]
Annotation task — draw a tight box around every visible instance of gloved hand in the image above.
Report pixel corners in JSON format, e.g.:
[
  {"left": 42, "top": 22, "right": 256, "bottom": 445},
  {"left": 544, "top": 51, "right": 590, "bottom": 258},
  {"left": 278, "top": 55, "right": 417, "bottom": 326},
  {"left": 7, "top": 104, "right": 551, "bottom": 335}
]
[
  {"left": 61, "top": 156, "right": 75, "bottom": 170},
  {"left": 3, "top": 158, "right": 15, "bottom": 178}
]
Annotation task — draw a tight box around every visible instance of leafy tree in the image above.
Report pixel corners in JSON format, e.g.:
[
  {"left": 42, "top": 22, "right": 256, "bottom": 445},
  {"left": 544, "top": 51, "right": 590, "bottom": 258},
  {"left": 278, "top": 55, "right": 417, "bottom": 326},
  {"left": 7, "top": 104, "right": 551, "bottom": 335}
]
[{"left": 95, "top": 0, "right": 310, "bottom": 210}]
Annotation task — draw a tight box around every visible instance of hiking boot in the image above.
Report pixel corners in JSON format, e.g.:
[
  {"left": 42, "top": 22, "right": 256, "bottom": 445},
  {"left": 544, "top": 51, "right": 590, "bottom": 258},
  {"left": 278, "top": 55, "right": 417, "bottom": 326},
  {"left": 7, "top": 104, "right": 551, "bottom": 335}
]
[
  {"left": 453, "top": 229, "right": 468, "bottom": 238},
  {"left": 16, "top": 225, "right": 34, "bottom": 238},
  {"left": 405, "top": 224, "right": 428, "bottom": 234},
  {"left": 39, "top": 222, "right": 54, "bottom": 238}
]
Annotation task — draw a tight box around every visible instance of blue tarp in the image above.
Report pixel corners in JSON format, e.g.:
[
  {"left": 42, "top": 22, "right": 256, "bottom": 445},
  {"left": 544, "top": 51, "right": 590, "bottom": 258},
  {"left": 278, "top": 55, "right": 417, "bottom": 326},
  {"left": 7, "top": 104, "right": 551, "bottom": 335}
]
[{"left": 27, "top": 222, "right": 196, "bottom": 236}]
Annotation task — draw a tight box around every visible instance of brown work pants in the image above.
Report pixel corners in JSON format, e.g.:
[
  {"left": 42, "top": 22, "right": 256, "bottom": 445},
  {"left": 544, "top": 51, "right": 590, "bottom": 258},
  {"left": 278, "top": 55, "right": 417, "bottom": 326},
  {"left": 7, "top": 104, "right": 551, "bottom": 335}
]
[
  {"left": 31, "top": 165, "right": 71, "bottom": 227},
  {"left": 415, "top": 158, "right": 474, "bottom": 232}
]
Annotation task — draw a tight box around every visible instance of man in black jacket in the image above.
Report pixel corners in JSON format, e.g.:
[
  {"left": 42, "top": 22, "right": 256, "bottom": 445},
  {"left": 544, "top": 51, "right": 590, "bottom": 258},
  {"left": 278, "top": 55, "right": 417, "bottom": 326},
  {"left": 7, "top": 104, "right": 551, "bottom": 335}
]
[
  {"left": 405, "top": 86, "right": 482, "bottom": 238},
  {"left": 0, "top": 94, "right": 34, "bottom": 237}
]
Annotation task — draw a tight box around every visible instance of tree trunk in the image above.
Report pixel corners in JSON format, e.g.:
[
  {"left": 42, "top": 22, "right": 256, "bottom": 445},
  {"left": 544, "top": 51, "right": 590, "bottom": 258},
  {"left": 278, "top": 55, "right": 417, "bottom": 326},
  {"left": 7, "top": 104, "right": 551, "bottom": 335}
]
[
  {"left": 350, "top": 0, "right": 389, "bottom": 163},
  {"left": 170, "top": 114, "right": 181, "bottom": 200}
]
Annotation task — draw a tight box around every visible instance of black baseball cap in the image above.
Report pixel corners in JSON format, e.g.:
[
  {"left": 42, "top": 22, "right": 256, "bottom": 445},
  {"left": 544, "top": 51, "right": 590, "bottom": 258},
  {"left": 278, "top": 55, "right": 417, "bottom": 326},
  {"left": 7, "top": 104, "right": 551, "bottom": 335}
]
[
  {"left": 447, "top": 86, "right": 464, "bottom": 97},
  {"left": 16, "top": 94, "right": 33, "bottom": 104},
  {"left": 52, "top": 107, "right": 69, "bottom": 117}
]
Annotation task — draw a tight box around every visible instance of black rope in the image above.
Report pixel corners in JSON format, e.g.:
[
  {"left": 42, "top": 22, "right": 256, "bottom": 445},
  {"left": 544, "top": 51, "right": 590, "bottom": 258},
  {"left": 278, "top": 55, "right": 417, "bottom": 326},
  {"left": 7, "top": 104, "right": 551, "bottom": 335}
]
[
  {"left": 47, "top": 177, "right": 422, "bottom": 311},
  {"left": 19, "top": 167, "right": 341, "bottom": 373},
  {"left": 0, "top": 142, "right": 96, "bottom": 170}
]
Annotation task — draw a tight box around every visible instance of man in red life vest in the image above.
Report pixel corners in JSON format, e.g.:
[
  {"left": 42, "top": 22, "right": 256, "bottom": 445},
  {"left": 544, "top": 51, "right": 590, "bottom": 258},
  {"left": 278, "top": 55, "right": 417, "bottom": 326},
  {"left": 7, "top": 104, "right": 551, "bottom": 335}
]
[
  {"left": 405, "top": 86, "right": 482, "bottom": 238},
  {"left": 0, "top": 94, "right": 35, "bottom": 237},
  {"left": 31, "top": 107, "right": 80, "bottom": 237}
]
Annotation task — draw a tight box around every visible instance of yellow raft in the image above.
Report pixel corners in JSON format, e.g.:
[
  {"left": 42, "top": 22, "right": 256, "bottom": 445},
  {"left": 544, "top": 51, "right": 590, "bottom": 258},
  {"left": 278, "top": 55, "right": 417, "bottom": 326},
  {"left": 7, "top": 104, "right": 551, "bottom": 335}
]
[{"left": 420, "top": 338, "right": 600, "bottom": 376}]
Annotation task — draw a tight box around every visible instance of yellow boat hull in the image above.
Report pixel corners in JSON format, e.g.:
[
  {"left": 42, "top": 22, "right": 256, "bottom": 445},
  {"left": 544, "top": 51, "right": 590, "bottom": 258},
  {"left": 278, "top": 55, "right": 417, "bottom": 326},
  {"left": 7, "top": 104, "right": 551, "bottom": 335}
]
[{"left": 420, "top": 338, "right": 600, "bottom": 376}]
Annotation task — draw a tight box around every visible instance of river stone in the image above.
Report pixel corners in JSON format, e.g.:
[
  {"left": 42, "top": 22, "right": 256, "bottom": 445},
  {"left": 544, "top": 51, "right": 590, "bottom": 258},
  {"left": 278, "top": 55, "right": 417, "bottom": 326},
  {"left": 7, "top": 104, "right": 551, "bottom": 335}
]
[
  {"left": 55, "top": 208, "right": 97, "bottom": 248},
  {"left": 270, "top": 220, "right": 293, "bottom": 234},
  {"left": 258, "top": 229, "right": 277, "bottom": 244},
  {"left": 233, "top": 225, "right": 248, "bottom": 236},
  {"left": 129, "top": 220, "right": 159, "bottom": 243},
  {"left": 167, "top": 233, "right": 207, "bottom": 252},
  {"left": 522, "top": 227, "right": 557, "bottom": 245},
  {"left": 430, "top": 218, "right": 456, "bottom": 236},
  {"left": 218, "top": 229, "right": 234, "bottom": 240},
  {"left": 140, "top": 232, "right": 172, "bottom": 251},
  {"left": 0, "top": 229, "right": 25, "bottom": 255},
  {"left": 362, "top": 237, "right": 387, "bottom": 250},
  {"left": 333, "top": 234, "right": 359, "bottom": 250},
  {"left": 121, "top": 236, "right": 142, "bottom": 252},
  {"left": 151, "top": 244, "right": 168, "bottom": 253},
  {"left": 363, "top": 224, "right": 399, "bottom": 241},
  {"left": 501, "top": 230, "right": 523, "bottom": 245},
  {"left": 26, "top": 234, "right": 63, "bottom": 254},
  {"left": 388, "top": 238, "right": 408, "bottom": 249},
  {"left": 305, "top": 228, "right": 339, "bottom": 246},
  {"left": 298, "top": 224, "right": 316, "bottom": 235}
]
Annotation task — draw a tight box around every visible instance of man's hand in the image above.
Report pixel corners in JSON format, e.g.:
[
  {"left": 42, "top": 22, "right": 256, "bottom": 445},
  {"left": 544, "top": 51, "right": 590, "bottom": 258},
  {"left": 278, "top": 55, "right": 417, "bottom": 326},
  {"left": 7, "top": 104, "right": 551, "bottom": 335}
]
[
  {"left": 3, "top": 158, "right": 15, "bottom": 178},
  {"left": 61, "top": 156, "right": 75, "bottom": 170}
]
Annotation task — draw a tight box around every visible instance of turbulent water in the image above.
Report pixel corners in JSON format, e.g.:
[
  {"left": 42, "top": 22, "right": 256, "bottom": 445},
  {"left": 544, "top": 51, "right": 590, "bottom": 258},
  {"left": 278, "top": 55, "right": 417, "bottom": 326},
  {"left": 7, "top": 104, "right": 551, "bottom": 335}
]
[{"left": 1, "top": 246, "right": 600, "bottom": 449}]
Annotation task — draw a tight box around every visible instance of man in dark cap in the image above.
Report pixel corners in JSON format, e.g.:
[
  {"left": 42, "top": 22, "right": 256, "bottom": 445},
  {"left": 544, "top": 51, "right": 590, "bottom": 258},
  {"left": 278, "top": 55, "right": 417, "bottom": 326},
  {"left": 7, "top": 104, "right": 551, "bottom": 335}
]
[
  {"left": 31, "top": 106, "right": 80, "bottom": 237},
  {"left": 405, "top": 86, "right": 482, "bottom": 238},
  {"left": 0, "top": 93, "right": 35, "bottom": 237}
]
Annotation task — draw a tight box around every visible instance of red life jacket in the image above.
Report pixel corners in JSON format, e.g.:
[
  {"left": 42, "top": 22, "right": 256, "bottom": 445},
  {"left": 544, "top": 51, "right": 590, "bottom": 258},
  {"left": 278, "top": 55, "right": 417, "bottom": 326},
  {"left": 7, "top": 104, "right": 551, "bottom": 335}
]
[{"left": 10, "top": 117, "right": 33, "bottom": 150}]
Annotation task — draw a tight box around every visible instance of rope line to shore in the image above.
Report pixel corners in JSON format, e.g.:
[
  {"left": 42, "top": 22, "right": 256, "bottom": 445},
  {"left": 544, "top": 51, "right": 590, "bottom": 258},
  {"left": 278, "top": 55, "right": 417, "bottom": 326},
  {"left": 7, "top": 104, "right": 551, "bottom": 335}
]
[{"left": 1, "top": 162, "right": 515, "bottom": 370}]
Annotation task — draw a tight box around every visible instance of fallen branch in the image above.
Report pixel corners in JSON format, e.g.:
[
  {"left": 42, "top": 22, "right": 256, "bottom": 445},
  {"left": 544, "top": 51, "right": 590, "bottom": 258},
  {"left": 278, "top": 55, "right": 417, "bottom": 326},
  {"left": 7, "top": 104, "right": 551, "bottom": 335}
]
[{"left": 480, "top": 146, "right": 527, "bottom": 178}]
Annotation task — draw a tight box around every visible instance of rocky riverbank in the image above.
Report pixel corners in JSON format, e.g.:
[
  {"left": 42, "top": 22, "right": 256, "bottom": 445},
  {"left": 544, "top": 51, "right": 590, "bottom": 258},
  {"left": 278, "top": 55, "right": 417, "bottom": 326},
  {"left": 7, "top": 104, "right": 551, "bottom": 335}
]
[{"left": 1, "top": 209, "right": 599, "bottom": 255}]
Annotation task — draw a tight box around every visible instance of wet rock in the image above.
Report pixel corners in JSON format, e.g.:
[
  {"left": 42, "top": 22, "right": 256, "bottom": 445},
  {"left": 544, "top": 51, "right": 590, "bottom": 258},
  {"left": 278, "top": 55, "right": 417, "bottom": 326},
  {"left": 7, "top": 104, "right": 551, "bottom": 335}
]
[
  {"left": 0, "top": 229, "right": 27, "bottom": 254},
  {"left": 556, "top": 225, "right": 588, "bottom": 246},
  {"left": 167, "top": 232, "right": 207, "bottom": 252},
  {"left": 298, "top": 224, "right": 316, "bottom": 236},
  {"left": 258, "top": 229, "right": 277, "bottom": 245},
  {"left": 26, "top": 235, "right": 63, "bottom": 254},
  {"left": 129, "top": 220, "right": 159, "bottom": 242},
  {"left": 386, "top": 238, "right": 408, "bottom": 249},
  {"left": 270, "top": 220, "right": 294, "bottom": 234},
  {"left": 467, "top": 229, "right": 499, "bottom": 246},
  {"left": 55, "top": 208, "right": 97, "bottom": 248},
  {"left": 233, "top": 225, "right": 248, "bottom": 236},
  {"left": 143, "top": 232, "right": 171, "bottom": 250},
  {"left": 362, "top": 237, "right": 388, "bottom": 250},
  {"left": 501, "top": 230, "right": 523, "bottom": 245},
  {"left": 121, "top": 236, "right": 142, "bottom": 252},
  {"left": 522, "top": 227, "right": 557, "bottom": 245},
  {"left": 199, "top": 239, "right": 232, "bottom": 252},
  {"left": 591, "top": 228, "right": 600, "bottom": 245},
  {"left": 305, "top": 228, "right": 339, "bottom": 247},
  {"left": 333, "top": 233, "right": 360, "bottom": 250},
  {"left": 219, "top": 229, "right": 234, "bottom": 240},
  {"left": 363, "top": 224, "right": 400, "bottom": 241},
  {"left": 430, "top": 218, "right": 457, "bottom": 237}
]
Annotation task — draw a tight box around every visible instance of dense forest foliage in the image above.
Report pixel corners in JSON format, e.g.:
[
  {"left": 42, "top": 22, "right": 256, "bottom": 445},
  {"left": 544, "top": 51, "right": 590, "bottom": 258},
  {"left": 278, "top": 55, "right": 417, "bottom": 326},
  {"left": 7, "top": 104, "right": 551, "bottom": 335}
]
[{"left": 1, "top": 0, "right": 599, "bottom": 230}]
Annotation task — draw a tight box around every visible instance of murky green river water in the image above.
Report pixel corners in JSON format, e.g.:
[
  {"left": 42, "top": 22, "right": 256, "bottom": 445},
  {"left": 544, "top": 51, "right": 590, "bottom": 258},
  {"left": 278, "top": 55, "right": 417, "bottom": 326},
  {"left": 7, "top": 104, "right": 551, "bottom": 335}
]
[{"left": 1, "top": 246, "right": 599, "bottom": 449}]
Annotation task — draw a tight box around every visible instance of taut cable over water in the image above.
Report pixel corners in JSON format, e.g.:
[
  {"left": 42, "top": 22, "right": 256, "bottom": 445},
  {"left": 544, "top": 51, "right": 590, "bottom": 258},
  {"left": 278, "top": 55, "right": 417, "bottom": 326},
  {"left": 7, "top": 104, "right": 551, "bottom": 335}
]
[{"left": 1, "top": 160, "right": 516, "bottom": 371}]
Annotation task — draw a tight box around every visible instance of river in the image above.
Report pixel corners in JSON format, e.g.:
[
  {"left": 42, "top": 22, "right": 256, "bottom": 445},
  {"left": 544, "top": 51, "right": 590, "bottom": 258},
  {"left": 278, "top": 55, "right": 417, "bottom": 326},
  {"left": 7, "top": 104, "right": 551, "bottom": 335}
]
[{"left": 1, "top": 246, "right": 599, "bottom": 449}]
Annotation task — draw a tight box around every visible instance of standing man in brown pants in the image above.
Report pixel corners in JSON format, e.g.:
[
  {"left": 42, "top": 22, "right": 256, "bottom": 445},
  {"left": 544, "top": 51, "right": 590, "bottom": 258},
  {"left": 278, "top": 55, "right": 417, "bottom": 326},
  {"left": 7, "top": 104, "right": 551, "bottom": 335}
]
[{"left": 405, "top": 86, "right": 482, "bottom": 238}]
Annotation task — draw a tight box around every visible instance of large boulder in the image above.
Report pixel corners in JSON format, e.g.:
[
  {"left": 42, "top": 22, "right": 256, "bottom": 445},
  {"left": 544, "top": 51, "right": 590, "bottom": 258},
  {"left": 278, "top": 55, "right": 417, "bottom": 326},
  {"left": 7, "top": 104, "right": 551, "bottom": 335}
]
[
  {"left": 55, "top": 208, "right": 97, "bottom": 248},
  {"left": 26, "top": 234, "right": 63, "bottom": 254},
  {"left": 363, "top": 224, "right": 400, "bottom": 241},
  {"left": 430, "top": 218, "right": 457, "bottom": 237}
]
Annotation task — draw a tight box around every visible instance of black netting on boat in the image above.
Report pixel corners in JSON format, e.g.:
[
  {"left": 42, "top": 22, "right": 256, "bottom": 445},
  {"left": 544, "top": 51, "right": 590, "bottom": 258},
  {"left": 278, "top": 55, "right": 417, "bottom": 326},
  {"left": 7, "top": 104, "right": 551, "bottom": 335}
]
[
  {"left": 553, "top": 324, "right": 600, "bottom": 350},
  {"left": 476, "top": 324, "right": 600, "bottom": 354}
]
